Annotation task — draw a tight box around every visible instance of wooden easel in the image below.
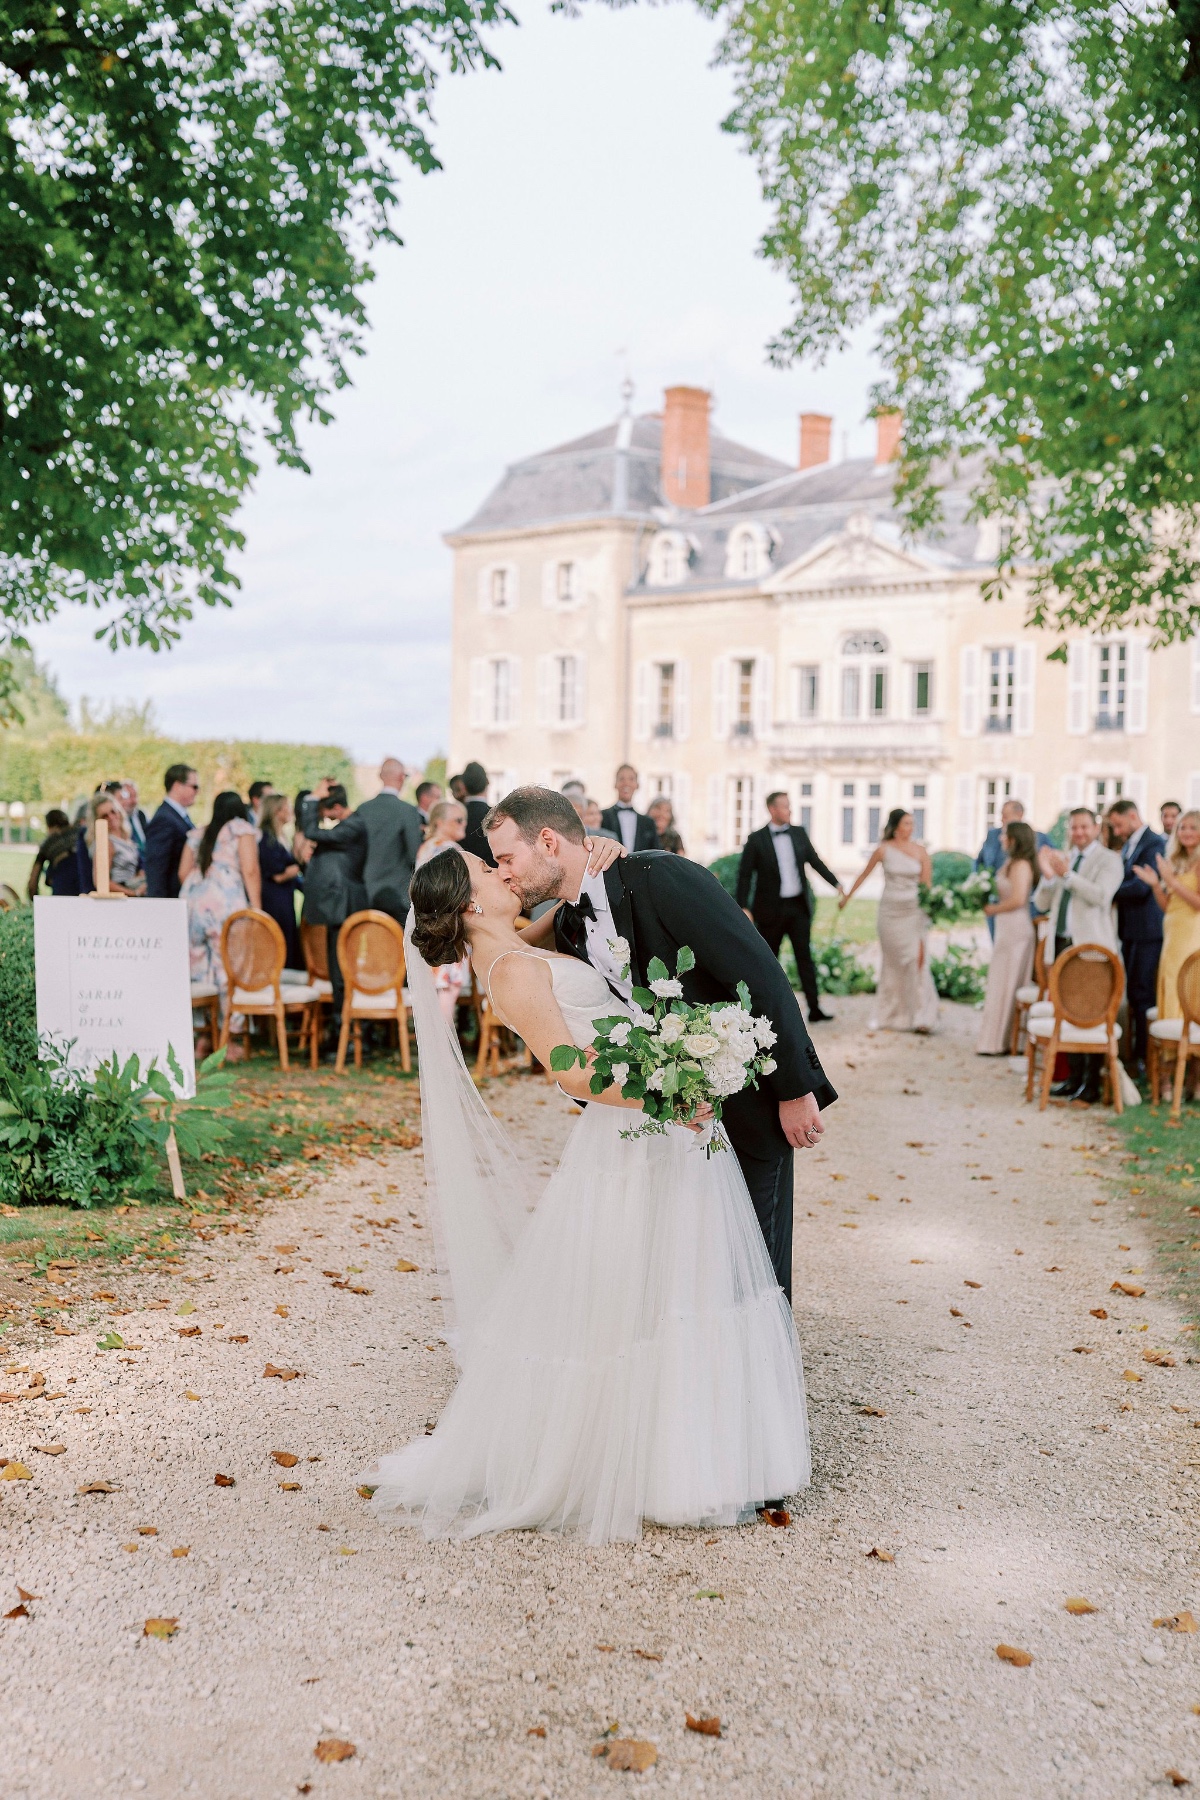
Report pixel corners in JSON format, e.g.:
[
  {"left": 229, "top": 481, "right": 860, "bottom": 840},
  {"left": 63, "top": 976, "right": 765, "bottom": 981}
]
[{"left": 90, "top": 818, "right": 187, "bottom": 1201}]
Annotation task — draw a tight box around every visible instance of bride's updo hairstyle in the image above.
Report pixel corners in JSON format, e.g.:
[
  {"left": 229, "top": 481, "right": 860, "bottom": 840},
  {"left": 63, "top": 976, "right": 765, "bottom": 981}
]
[{"left": 410, "top": 849, "right": 472, "bottom": 966}]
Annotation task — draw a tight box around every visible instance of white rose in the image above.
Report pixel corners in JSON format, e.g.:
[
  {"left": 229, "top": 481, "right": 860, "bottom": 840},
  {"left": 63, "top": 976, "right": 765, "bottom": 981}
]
[
  {"left": 607, "top": 1020, "right": 632, "bottom": 1047},
  {"left": 607, "top": 935, "right": 630, "bottom": 966},
  {"left": 683, "top": 1032, "right": 720, "bottom": 1057},
  {"left": 646, "top": 1067, "right": 666, "bottom": 1091},
  {"left": 658, "top": 1014, "right": 685, "bottom": 1043},
  {"left": 631, "top": 1005, "right": 656, "bottom": 1029},
  {"left": 650, "top": 977, "right": 684, "bottom": 998},
  {"left": 760, "top": 1057, "right": 777, "bottom": 1076},
  {"left": 610, "top": 1062, "right": 630, "bottom": 1086},
  {"left": 752, "top": 1017, "right": 777, "bottom": 1049}
]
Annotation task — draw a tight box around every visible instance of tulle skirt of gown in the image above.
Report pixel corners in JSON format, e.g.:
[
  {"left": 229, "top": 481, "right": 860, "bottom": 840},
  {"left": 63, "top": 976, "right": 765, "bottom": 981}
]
[{"left": 363, "top": 1104, "right": 811, "bottom": 1544}]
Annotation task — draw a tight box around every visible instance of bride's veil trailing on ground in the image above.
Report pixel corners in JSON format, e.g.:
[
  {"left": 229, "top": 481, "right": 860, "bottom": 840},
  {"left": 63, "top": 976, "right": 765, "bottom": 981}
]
[{"left": 402, "top": 914, "right": 531, "bottom": 1362}]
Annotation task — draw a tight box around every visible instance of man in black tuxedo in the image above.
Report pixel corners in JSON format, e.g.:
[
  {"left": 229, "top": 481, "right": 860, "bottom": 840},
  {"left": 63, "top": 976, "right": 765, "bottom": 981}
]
[
  {"left": 301, "top": 785, "right": 368, "bottom": 1030},
  {"left": 459, "top": 761, "right": 495, "bottom": 864},
  {"left": 143, "top": 763, "right": 199, "bottom": 898},
  {"left": 736, "top": 791, "right": 842, "bottom": 1024},
  {"left": 485, "top": 787, "right": 837, "bottom": 1305},
  {"left": 1107, "top": 798, "right": 1167, "bottom": 1071},
  {"left": 601, "top": 764, "right": 659, "bottom": 853},
  {"left": 308, "top": 758, "right": 422, "bottom": 923}
]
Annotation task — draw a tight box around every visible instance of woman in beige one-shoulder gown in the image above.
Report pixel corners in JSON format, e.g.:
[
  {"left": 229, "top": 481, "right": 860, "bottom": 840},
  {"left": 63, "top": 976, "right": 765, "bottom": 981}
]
[{"left": 841, "top": 809, "right": 939, "bottom": 1033}]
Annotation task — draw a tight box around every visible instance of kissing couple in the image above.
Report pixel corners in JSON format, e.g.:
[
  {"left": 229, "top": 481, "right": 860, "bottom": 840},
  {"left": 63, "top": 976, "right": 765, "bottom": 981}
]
[{"left": 361, "top": 786, "right": 837, "bottom": 1543}]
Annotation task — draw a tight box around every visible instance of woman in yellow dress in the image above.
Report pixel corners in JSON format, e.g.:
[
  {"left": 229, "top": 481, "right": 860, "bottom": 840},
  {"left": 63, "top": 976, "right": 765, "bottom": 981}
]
[{"left": 1134, "top": 810, "right": 1200, "bottom": 1018}]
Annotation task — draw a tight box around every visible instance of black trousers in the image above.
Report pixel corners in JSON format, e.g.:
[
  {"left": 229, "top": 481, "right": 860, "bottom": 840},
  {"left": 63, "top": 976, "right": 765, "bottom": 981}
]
[
  {"left": 1121, "top": 937, "right": 1161, "bottom": 1065},
  {"left": 326, "top": 922, "right": 344, "bottom": 1030},
  {"left": 735, "top": 1144, "right": 796, "bottom": 1304},
  {"left": 753, "top": 900, "right": 820, "bottom": 1016}
]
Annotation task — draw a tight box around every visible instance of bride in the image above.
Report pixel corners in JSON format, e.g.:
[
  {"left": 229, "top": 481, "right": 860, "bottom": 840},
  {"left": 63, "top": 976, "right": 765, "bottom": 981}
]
[{"left": 361, "top": 846, "right": 811, "bottom": 1544}]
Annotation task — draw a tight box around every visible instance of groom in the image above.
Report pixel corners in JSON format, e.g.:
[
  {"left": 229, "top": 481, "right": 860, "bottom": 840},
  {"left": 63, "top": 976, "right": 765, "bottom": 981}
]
[{"left": 485, "top": 787, "right": 837, "bottom": 1303}]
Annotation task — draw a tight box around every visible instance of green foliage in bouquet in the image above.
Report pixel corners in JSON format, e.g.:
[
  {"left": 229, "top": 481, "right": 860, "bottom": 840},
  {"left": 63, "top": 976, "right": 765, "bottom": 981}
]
[
  {"left": 930, "top": 944, "right": 987, "bottom": 1007},
  {"left": 0, "top": 1044, "right": 233, "bottom": 1208},
  {"left": 919, "top": 867, "right": 996, "bottom": 928}
]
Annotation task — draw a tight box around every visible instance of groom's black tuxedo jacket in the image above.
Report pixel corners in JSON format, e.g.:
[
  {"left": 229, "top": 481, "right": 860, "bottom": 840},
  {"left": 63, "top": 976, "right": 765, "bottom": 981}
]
[{"left": 553, "top": 851, "right": 837, "bottom": 1162}]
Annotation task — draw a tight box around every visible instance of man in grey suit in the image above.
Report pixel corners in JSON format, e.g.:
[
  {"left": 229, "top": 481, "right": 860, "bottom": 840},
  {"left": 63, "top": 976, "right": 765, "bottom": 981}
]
[{"left": 308, "top": 758, "right": 423, "bottom": 925}]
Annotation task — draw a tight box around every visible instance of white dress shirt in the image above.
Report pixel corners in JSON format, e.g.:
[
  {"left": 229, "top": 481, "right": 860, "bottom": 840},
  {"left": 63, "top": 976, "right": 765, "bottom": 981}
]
[
  {"left": 577, "top": 869, "right": 634, "bottom": 1002},
  {"left": 614, "top": 806, "right": 639, "bottom": 852},
  {"left": 770, "top": 825, "right": 802, "bottom": 899}
]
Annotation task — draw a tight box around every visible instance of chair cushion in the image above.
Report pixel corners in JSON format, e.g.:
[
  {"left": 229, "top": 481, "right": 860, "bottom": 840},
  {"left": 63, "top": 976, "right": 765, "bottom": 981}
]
[
  {"left": 1014, "top": 985, "right": 1041, "bottom": 1005},
  {"left": 312, "top": 978, "right": 334, "bottom": 998},
  {"left": 1147, "top": 1007, "right": 1159, "bottom": 1022},
  {"left": 350, "top": 988, "right": 400, "bottom": 1013},
  {"left": 232, "top": 983, "right": 321, "bottom": 1008},
  {"left": 1028, "top": 1017, "right": 1122, "bottom": 1046},
  {"left": 1148, "top": 1018, "right": 1200, "bottom": 1045},
  {"left": 190, "top": 981, "right": 220, "bottom": 1001},
  {"left": 280, "top": 968, "right": 309, "bottom": 986},
  {"left": 1028, "top": 999, "right": 1054, "bottom": 1017}
]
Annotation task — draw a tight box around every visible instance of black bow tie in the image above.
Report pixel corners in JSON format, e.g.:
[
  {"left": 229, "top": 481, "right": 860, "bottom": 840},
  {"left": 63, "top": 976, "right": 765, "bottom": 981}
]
[
  {"left": 771, "top": 826, "right": 790, "bottom": 835},
  {"left": 561, "top": 891, "right": 596, "bottom": 928}
]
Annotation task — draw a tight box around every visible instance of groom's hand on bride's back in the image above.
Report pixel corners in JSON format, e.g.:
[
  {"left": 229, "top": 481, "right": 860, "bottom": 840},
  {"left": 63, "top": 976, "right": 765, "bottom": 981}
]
[{"left": 778, "top": 1094, "right": 824, "bottom": 1149}]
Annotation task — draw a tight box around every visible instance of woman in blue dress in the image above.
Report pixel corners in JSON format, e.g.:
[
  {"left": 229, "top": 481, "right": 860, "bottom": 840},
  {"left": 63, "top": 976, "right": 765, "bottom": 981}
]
[{"left": 257, "top": 793, "right": 303, "bottom": 970}]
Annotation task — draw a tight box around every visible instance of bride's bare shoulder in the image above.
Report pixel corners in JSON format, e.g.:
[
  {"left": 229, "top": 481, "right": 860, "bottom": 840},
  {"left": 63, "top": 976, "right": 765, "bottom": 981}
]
[{"left": 484, "top": 948, "right": 556, "bottom": 1000}]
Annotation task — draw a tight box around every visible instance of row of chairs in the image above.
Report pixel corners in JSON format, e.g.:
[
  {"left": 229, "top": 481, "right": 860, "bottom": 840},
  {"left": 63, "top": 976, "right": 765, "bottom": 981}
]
[
  {"left": 1013, "top": 935, "right": 1200, "bottom": 1119},
  {"left": 189, "top": 906, "right": 520, "bottom": 1078}
]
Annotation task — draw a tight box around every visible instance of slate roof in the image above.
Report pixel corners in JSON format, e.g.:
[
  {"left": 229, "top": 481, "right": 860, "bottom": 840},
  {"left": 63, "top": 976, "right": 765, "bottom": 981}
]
[{"left": 451, "top": 413, "right": 791, "bottom": 536}]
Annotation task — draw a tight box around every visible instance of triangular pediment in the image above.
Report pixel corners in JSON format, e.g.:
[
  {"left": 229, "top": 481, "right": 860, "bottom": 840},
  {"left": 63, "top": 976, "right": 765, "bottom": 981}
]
[{"left": 764, "top": 512, "right": 950, "bottom": 593}]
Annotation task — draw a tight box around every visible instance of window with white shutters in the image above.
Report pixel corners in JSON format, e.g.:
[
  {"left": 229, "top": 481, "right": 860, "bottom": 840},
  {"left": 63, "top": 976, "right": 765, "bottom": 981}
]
[
  {"left": 478, "top": 563, "right": 518, "bottom": 614},
  {"left": 552, "top": 654, "right": 584, "bottom": 728},
  {"left": 654, "top": 663, "right": 675, "bottom": 739},
  {"left": 1095, "top": 642, "right": 1127, "bottom": 730},
  {"left": 984, "top": 648, "right": 1015, "bottom": 733},
  {"left": 485, "top": 657, "right": 520, "bottom": 729},
  {"left": 910, "top": 663, "right": 933, "bottom": 716},
  {"left": 733, "top": 660, "right": 755, "bottom": 738},
  {"left": 794, "top": 665, "right": 820, "bottom": 719}
]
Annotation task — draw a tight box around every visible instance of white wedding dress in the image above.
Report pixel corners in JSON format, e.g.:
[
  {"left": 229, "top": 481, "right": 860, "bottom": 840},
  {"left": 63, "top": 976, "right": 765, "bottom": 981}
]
[{"left": 362, "top": 945, "right": 810, "bottom": 1544}]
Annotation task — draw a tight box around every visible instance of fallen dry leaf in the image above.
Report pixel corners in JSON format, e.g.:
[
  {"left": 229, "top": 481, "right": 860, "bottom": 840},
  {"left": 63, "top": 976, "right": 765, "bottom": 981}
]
[
  {"left": 996, "top": 1644, "right": 1033, "bottom": 1667},
  {"left": 1155, "top": 1612, "right": 1199, "bottom": 1633},
  {"left": 527, "top": 1725, "right": 546, "bottom": 1737},
  {"left": 602, "top": 1741, "right": 657, "bottom": 1772},
  {"left": 122, "top": 1542, "right": 138, "bottom": 1553},
  {"left": 633, "top": 1648, "right": 663, "bottom": 1661},
  {"left": 1091, "top": 1308, "right": 1109, "bottom": 1320},
  {"left": 950, "top": 1307, "right": 963, "bottom": 1318},
  {"left": 356, "top": 1484, "right": 376, "bottom": 1500},
  {"left": 314, "top": 1740, "right": 355, "bottom": 1764},
  {"left": 263, "top": 1364, "right": 300, "bottom": 1381},
  {"left": 964, "top": 1280, "right": 982, "bottom": 1289},
  {"left": 1072, "top": 1346, "right": 1095, "bottom": 1355},
  {"left": 860, "top": 1406, "right": 886, "bottom": 1417},
  {"left": 279, "top": 1481, "right": 302, "bottom": 1492},
  {"left": 760, "top": 1507, "right": 790, "bottom": 1528},
  {"left": 176, "top": 1326, "right": 202, "bottom": 1338},
  {"left": 1, "top": 1462, "right": 32, "bottom": 1481},
  {"left": 16, "top": 1587, "right": 40, "bottom": 1601},
  {"left": 171, "top": 1547, "right": 189, "bottom": 1558},
  {"left": 272, "top": 1451, "right": 299, "bottom": 1467},
  {"left": 1122, "top": 1371, "right": 1143, "bottom": 1383},
  {"left": 1145, "top": 1350, "right": 1177, "bottom": 1367},
  {"left": 1165, "top": 1773, "right": 1191, "bottom": 1789},
  {"left": 77, "top": 1480, "right": 116, "bottom": 1494},
  {"left": 143, "top": 1617, "right": 179, "bottom": 1639},
  {"left": 176, "top": 1301, "right": 195, "bottom": 1316},
  {"left": 274, "top": 1305, "right": 289, "bottom": 1318},
  {"left": 214, "top": 1472, "right": 235, "bottom": 1487},
  {"left": 4, "top": 1603, "right": 30, "bottom": 1619},
  {"left": 686, "top": 1714, "right": 722, "bottom": 1737},
  {"left": 394, "top": 1259, "right": 419, "bottom": 1273},
  {"left": 1112, "top": 1281, "right": 1146, "bottom": 1297},
  {"left": 1064, "top": 1598, "right": 1098, "bottom": 1615},
  {"left": 867, "top": 1546, "right": 895, "bottom": 1562},
  {"left": 137, "top": 1526, "right": 157, "bottom": 1536},
  {"left": 227, "top": 1335, "right": 248, "bottom": 1344},
  {"left": 910, "top": 1259, "right": 927, "bottom": 1265},
  {"left": 274, "top": 1245, "right": 298, "bottom": 1255},
  {"left": 184, "top": 1391, "right": 202, "bottom": 1401},
  {"left": 31, "top": 1445, "right": 65, "bottom": 1456}
]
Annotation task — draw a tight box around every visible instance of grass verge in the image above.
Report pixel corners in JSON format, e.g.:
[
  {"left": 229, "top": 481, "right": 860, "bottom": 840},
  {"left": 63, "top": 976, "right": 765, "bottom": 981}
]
[{"left": 1109, "top": 1101, "right": 1200, "bottom": 1327}]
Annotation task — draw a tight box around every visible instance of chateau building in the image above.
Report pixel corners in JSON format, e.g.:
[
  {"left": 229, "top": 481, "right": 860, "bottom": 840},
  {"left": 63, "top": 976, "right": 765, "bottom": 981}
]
[{"left": 446, "top": 387, "right": 1197, "bottom": 871}]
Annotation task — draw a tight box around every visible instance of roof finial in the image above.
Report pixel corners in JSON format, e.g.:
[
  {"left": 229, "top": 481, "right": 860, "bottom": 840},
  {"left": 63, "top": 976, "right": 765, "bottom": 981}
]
[{"left": 616, "top": 347, "right": 634, "bottom": 417}]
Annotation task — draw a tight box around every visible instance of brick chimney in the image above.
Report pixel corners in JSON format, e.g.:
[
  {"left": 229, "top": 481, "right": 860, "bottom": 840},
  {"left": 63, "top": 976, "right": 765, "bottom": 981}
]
[
  {"left": 875, "top": 409, "right": 902, "bottom": 465},
  {"left": 661, "top": 386, "right": 711, "bottom": 508},
  {"left": 798, "top": 412, "right": 832, "bottom": 470}
]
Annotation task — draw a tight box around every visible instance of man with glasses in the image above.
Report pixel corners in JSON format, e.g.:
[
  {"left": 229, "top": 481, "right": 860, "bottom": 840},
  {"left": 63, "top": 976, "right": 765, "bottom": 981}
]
[{"left": 144, "top": 763, "right": 200, "bottom": 898}]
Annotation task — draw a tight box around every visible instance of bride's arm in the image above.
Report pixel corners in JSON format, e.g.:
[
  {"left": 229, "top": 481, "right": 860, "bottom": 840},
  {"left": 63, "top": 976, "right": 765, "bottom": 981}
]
[{"left": 488, "top": 957, "right": 642, "bottom": 1111}]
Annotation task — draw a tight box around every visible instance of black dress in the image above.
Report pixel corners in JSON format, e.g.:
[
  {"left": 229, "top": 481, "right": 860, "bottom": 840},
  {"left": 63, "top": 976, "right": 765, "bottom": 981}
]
[{"left": 259, "top": 833, "right": 302, "bottom": 970}]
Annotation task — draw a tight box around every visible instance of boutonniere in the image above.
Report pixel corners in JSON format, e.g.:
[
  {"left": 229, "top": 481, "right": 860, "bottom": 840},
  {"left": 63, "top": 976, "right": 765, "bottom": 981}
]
[{"left": 607, "top": 936, "right": 631, "bottom": 982}]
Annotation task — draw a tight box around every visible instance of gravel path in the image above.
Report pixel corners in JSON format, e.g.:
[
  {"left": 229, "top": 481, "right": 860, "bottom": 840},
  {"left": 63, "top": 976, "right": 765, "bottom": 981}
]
[{"left": 3, "top": 996, "right": 1200, "bottom": 1799}]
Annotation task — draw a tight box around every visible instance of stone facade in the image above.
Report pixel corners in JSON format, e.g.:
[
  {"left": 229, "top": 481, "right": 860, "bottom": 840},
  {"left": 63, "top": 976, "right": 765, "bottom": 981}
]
[{"left": 446, "top": 389, "right": 1197, "bottom": 872}]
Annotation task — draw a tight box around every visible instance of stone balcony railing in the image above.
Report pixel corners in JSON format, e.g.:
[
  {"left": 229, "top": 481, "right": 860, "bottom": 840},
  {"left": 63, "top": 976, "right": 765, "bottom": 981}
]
[{"left": 764, "top": 717, "right": 950, "bottom": 768}]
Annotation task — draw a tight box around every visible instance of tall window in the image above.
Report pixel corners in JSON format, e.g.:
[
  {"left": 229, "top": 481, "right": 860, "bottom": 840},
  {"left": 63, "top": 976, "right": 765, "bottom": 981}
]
[
  {"left": 490, "top": 566, "right": 513, "bottom": 612},
  {"left": 869, "top": 668, "right": 888, "bottom": 718},
  {"left": 1090, "top": 775, "right": 1124, "bottom": 811},
  {"left": 553, "top": 655, "right": 583, "bottom": 726},
  {"left": 985, "top": 648, "right": 1015, "bottom": 732},
  {"left": 841, "top": 632, "right": 888, "bottom": 721},
  {"left": 841, "top": 665, "right": 861, "bottom": 720},
  {"left": 867, "top": 782, "right": 882, "bottom": 844},
  {"left": 488, "top": 658, "right": 516, "bottom": 728},
  {"left": 730, "top": 777, "right": 752, "bottom": 848},
  {"left": 911, "top": 663, "right": 933, "bottom": 716},
  {"left": 799, "top": 780, "right": 813, "bottom": 833},
  {"left": 794, "top": 665, "right": 819, "bottom": 720},
  {"left": 841, "top": 781, "right": 856, "bottom": 845},
  {"left": 912, "top": 782, "right": 926, "bottom": 840},
  {"left": 655, "top": 663, "right": 675, "bottom": 738},
  {"left": 984, "top": 776, "right": 1011, "bottom": 831},
  {"left": 1096, "top": 642, "right": 1126, "bottom": 730},
  {"left": 734, "top": 660, "right": 755, "bottom": 737}
]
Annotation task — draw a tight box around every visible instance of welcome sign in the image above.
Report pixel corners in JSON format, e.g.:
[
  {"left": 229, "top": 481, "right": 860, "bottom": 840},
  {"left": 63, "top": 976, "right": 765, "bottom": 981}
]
[{"left": 33, "top": 898, "right": 196, "bottom": 1098}]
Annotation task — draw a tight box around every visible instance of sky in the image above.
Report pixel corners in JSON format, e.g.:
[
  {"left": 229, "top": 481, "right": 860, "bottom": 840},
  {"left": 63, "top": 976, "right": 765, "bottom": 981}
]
[{"left": 32, "top": 1, "right": 879, "bottom": 766}]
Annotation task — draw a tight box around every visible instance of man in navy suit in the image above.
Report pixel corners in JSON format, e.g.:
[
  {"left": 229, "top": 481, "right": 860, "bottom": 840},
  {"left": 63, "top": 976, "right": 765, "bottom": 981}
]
[
  {"left": 143, "top": 763, "right": 199, "bottom": 898},
  {"left": 601, "top": 764, "right": 659, "bottom": 853},
  {"left": 976, "top": 798, "right": 1048, "bottom": 938},
  {"left": 1106, "top": 798, "right": 1166, "bottom": 1071}
]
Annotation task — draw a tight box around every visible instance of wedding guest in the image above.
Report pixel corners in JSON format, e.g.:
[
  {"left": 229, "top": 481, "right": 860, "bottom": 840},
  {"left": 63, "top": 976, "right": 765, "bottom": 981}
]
[
  {"left": 302, "top": 785, "right": 366, "bottom": 1032},
  {"left": 309, "top": 758, "right": 421, "bottom": 922},
  {"left": 975, "top": 798, "right": 1048, "bottom": 937},
  {"left": 415, "top": 780, "right": 443, "bottom": 826},
  {"left": 581, "top": 797, "right": 618, "bottom": 842},
  {"left": 116, "top": 780, "right": 147, "bottom": 849},
  {"left": 739, "top": 791, "right": 842, "bottom": 1024},
  {"left": 449, "top": 773, "right": 468, "bottom": 805},
  {"left": 180, "top": 792, "right": 261, "bottom": 1044},
  {"left": 601, "top": 764, "right": 658, "bottom": 851},
  {"left": 247, "top": 779, "right": 275, "bottom": 826},
  {"left": 976, "top": 821, "right": 1038, "bottom": 1054},
  {"left": 144, "top": 763, "right": 200, "bottom": 898},
  {"left": 1107, "top": 798, "right": 1166, "bottom": 1071},
  {"left": 1135, "top": 810, "right": 1200, "bottom": 1022},
  {"left": 1161, "top": 800, "right": 1183, "bottom": 840},
  {"left": 257, "top": 793, "right": 303, "bottom": 970},
  {"left": 648, "top": 795, "right": 686, "bottom": 856},
  {"left": 77, "top": 791, "right": 144, "bottom": 894},
  {"left": 1034, "top": 807, "right": 1122, "bottom": 1101},
  {"left": 841, "top": 808, "right": 938, "bottom": 1033},
  {"left": 459, "top": 761, "right": 493, "bottom": 863},
  {"left": 27, "top": 809, "right": 76, "bottom": 898},
  {"left": 416, "top": 801, "right": 470, "bottom": 1024}
]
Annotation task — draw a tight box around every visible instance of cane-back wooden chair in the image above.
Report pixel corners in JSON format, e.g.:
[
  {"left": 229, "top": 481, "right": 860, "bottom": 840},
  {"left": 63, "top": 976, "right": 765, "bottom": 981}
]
[
  {"left": 335, "top": 910, "right": 411, "bottom": 1073},
  {"left": 1025, "top": 944, "right": 1125, "bottom": 1113},
  {"left": 1010, "top": 920, "right": 1051, "bottom": 1054},
  {"left": 219, "top": 909, "right": 322, "bottom": 1070},
  {"left": 1147, "top": 950, "right": 1200, "bottom": 1123},
  {"left": 300, "top": 922, "right": 335, "bottom": 1047}
]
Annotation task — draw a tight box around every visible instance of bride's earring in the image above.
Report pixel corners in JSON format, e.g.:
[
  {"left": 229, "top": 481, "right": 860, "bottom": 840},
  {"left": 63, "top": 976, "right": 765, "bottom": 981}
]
[{"left": 468, "top": 902, "right": 484, "bottom": 914}]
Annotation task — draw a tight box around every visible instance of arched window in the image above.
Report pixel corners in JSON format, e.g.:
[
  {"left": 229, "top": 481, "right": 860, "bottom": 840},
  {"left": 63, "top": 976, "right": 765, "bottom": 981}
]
[
  {"left": 840, "top": 632, "right": 890, "bottom": 720},
  {"left": 724, "top": 522, "right": 774, "bottom": 581}
]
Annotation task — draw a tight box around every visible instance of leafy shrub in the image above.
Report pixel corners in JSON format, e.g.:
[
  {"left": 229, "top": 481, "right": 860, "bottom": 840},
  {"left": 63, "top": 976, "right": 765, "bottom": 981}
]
[
  {"left": 930, "top": 943, "right": 987, "bottom": 1006},
  {"left": 0, "top": 906, "right": 37, "bottom": 1073},
  {"left": 708, "top": 854, "right": 741, "bottom": 898},
  {"left": 810, "top": 937, "right": 876, "bottom": 995},
  {"left": 930, "top": 850, "right": 975, "bottom": 886}
]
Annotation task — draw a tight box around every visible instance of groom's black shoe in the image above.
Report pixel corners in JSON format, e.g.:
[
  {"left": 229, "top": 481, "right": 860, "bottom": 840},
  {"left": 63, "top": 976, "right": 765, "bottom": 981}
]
[
  {"left": 808, "top": 1009, "right": 835, "bottom": 1024},
  {"left": 1050, "top": 1079, "right": 1079, "bottom": 1098}
]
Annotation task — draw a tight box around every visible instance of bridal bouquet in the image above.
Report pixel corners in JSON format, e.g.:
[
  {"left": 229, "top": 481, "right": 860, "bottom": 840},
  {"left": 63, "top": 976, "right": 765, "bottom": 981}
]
[
  {"left": 918, "top": 867, "right": 996, "bottom": 927},
  {"left": 550, "top": 945, "right": 777, "bottom": 1150}
]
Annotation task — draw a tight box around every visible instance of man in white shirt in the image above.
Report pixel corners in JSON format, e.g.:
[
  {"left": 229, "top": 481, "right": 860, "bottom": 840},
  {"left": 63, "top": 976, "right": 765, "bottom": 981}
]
[
  {"left": 735, "top": 792, "right": 843, "bottom": 1023},
  {"left": 601, "top": 765, "right": 659, "bottom": 853}
]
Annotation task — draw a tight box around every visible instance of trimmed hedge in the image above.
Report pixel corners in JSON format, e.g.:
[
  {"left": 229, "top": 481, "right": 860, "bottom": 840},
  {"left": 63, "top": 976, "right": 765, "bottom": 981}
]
[{"left": 0, "top": 730, "right": 357, "bottom": 811}]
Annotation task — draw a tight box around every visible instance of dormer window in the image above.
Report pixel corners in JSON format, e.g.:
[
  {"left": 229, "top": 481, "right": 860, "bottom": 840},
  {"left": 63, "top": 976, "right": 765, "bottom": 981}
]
[
  {"left": 647, "top": 530, "right": 690, "bottom": 587},
  {"left": 724, "top": 522, "right": 774, "bottom": 581}
]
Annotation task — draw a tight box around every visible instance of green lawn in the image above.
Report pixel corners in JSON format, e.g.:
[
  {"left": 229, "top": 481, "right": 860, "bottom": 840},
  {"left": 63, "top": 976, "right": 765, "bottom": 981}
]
[
  {"left": 0, "top": 845, "right": 35, "bottom": 895},
  {"left": 1109, "top": 1101, "right": 1200, "bottom": 1329},
  {"left": 812, "top": 896, "right": 877, "bottom": 945}
]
